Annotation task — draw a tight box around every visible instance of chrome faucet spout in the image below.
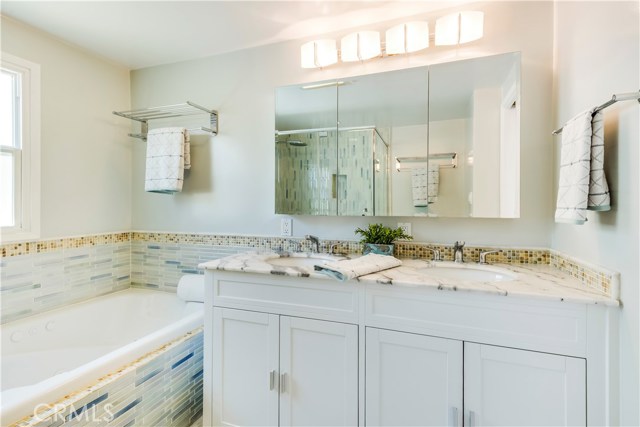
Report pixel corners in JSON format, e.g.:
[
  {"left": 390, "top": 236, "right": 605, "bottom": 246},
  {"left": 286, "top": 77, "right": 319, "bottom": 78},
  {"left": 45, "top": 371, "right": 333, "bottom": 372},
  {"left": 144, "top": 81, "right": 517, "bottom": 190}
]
[
  {"left": 453, "top": 241, "right": 465, "bottom": 263},
  {"left": 305, "top": 235, "right": 320, "bottom": 253}
]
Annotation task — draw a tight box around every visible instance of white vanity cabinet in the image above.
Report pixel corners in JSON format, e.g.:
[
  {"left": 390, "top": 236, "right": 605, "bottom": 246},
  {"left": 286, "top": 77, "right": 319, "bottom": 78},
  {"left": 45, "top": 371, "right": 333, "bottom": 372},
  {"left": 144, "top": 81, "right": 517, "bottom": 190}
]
[
  {"left": 203, "top": 270, "right": 617, "bottom": 427},
  {"left": 206, "top": 272, "right": 360, "bottom": 427},
  {"left": 365, "top": 328, "right": 463, "bottom": 426},
  {"left": 365, "top": 328, "right": 586, "bottom": 427},
  {"left": 464, "top": 343, "right": 586, "bottom": 426}
]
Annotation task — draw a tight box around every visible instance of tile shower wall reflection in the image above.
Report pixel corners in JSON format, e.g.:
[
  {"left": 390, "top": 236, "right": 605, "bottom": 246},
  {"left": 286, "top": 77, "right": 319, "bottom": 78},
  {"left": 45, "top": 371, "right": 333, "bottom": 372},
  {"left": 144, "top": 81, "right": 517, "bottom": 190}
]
[{"left": 275, "top": 129, "right": 389, "bottom": 215}]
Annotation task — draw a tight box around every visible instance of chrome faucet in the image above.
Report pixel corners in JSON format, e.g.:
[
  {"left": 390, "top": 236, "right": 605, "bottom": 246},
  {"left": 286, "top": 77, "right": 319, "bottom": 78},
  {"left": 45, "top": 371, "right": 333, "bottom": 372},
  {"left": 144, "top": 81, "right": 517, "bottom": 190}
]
[
  {"left": 305, "top": 235, "right": 320, "bottom": 253},
  {"left": 425, "top": 247, "right": 442, "bottom": 262},
  {"left": 479, "top": 250, "right": 500, "bottom": 265},
  {"left": 453, "top": 241, "right": 465, "bottom": 263}
]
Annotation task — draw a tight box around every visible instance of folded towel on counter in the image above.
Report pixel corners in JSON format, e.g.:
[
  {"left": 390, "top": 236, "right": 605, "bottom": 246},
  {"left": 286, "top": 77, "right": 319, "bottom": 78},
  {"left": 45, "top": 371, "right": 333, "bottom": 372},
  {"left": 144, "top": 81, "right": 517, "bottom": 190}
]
[
  {"left": 145, "top": 127, "right": 188, "bottom": 194},
  {"left": 314, "top": 254, "right": 402, "bottom": 282},
  {"left": 177, "top": 274, "right": 205, "bottom": 302},
  {"left": 555, "top": 109, "right": 610, "bottom": 224},
  {"left": 411, "top": 163, "right": 439, "bottom": 207}
]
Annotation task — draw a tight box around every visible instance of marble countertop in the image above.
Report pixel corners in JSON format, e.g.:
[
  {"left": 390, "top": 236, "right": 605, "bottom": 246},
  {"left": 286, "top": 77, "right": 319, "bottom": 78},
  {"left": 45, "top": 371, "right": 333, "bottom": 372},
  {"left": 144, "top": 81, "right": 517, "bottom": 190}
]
[{"left": 199, "top": 251, "right": 618, "bottom": 307}]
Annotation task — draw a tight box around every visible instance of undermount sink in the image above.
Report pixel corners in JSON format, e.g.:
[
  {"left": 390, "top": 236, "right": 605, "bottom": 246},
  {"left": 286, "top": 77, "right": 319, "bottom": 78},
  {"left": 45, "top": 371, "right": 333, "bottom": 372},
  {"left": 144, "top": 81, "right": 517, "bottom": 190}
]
[
  {"left": 268, "top": 254, "right": 344, "bottom": 268},
  {"left": 417, "top": 262, "right": 517, "bottom": 282}
]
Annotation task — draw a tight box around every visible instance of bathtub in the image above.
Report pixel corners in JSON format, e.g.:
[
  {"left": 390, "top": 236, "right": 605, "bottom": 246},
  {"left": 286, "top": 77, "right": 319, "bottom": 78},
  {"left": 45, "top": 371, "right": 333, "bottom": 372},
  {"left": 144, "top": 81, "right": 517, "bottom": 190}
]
[{"left": 1, "top": 288, "right": 204, "bottom": 425}]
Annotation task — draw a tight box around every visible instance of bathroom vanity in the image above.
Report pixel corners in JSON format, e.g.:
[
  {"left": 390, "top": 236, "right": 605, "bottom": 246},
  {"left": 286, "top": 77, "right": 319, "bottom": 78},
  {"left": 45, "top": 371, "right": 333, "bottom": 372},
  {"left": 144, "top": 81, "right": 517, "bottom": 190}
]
[{"left": 200, "top": 253, "right": 618, "bottom": 426}]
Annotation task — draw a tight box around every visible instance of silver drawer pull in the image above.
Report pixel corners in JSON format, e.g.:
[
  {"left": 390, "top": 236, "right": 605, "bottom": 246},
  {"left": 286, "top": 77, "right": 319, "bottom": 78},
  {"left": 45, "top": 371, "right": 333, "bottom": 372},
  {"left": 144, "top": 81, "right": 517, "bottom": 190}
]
[
  {"left": 450, "top": 407, "right": 459, "bottom": 426},
  {"left": 269, "top": 370, "right": 276, "bottom": 391},
  {"left": 469, "top": 410, "right": 476, "bottom": 427},
  {"left": 280, "top": 372, "right": 287, "bottom": 393}
]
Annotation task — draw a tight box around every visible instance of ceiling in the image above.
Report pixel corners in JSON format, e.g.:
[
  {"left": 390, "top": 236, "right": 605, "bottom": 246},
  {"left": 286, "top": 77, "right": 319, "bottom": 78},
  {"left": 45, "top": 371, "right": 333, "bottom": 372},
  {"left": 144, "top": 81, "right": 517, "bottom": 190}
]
[{"left": 1, "top": 1, "right": 469, "bottom": 70}]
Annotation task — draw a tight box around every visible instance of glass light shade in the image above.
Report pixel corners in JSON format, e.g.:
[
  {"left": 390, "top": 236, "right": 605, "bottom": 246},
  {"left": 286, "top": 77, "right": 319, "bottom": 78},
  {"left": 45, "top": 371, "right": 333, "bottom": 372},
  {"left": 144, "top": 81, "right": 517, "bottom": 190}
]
[
  {"left": 435, "top": 13, "right": 460, "bottom": 46},
  {"left": 341, "top": 31, "right": 381, "bottom": 62},
  {"left": 300, "top": 39, "right": 338, "bottom": 69},
  {"left": 459, "top": 11, "right": 484, "bottom": 43},
  {"left": 386, "top": 22, "right": 429, "bottom": 54}
]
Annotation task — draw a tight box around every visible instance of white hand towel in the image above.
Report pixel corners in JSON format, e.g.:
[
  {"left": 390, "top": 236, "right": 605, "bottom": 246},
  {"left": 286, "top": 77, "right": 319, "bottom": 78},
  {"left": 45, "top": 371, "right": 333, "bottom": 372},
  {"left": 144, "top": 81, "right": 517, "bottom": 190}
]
[
  {"left": 587, "top": 111, "right": 610, "bottom": 211},
  {"left": 555, "top": 109, "right": 595, "bottom": 224},
  {"left": 145, "top": 127, "right": 187, "bottom": 194},
  {"left": 411, "top": 164, "right": 439, "bottom": 207},
  {"left": 183, "top": 130, "right": 191, "bottom": 170},
  {"left": 177, "top": 274, "right": 204, "bottom": 302},
  {"left": 314, "top": 254, "right": 402, "bottom": 281}
]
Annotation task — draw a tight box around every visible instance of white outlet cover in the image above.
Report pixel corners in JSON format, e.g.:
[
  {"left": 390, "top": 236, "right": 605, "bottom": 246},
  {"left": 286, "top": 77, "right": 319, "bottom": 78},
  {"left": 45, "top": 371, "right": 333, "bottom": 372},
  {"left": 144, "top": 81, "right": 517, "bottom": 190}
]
[
  {"left": 398, "top": 222, "right": 412, "bottom": 236},
  {"left": 281, "top": 218, "right": 292, "bottom": 237}
]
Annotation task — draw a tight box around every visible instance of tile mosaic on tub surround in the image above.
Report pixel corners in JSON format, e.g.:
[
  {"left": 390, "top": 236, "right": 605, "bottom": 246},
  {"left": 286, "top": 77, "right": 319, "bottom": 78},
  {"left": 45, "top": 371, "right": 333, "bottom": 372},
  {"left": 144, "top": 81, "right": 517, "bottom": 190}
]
[
  {"left": 1, "top": 234, "right": 131, "bottom": 324},
  {"left": 11, "top": 328, "right": 203, "bottom": 427}
]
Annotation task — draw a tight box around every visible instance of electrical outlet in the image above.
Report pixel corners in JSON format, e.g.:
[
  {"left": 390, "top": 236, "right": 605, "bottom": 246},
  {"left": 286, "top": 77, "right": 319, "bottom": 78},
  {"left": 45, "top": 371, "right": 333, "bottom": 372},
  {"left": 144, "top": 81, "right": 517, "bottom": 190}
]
[
  {"left": 397, "top": 222, "right": 412, "bottom": 237},
  {"left": 281, "top": 218, "right": 292, "bottom": 237}
]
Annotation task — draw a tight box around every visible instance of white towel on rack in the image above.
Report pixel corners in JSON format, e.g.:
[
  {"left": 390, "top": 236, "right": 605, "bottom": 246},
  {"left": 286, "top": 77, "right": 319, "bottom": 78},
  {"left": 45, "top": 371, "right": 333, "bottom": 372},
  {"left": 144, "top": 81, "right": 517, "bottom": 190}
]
[
  {"left": 411, "top": 163, "right": 439, "bottom": 207},
  {"left": 145, "top": 127, "right": 187, "bottom": 194},
  {"left": 183, "top": 130, "right": 191, "bottom": 170},
  {"left": 587, "top": 111, "right": 610, "bottom": 211},
  {"left": 555, "top": 109, "right": 610, "bottom": 224}
]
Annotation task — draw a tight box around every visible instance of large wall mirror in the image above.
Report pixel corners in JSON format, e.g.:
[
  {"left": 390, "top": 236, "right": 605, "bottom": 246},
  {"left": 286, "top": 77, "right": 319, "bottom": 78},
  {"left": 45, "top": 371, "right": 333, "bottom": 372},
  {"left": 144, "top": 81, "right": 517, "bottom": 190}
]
[{"left": 275, "top": 51, "right": 521, "bottom": 218}]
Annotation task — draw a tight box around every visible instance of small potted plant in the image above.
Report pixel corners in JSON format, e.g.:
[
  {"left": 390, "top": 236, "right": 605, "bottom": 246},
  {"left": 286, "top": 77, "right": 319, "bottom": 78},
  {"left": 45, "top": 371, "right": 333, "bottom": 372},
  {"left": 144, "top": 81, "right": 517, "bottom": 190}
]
[{"left": 355, "top": 223, "right": 413, "bottom": 256}]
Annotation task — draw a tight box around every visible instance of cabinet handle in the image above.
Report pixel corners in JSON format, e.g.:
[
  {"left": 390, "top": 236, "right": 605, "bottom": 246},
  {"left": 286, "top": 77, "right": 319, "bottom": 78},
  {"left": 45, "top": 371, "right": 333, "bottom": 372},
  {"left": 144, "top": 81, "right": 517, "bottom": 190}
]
[
  {"left": 469, "top": 410, "right": 476, "bottom": 427},
  {"left": 280, "top": 372, "right": 286, "bottom": 393},
  {"left": 269, "top": 370, "right": 276, "bottom": 391},
  {"left": 450, "top": 407, "right": 459, "bottom": 426}
]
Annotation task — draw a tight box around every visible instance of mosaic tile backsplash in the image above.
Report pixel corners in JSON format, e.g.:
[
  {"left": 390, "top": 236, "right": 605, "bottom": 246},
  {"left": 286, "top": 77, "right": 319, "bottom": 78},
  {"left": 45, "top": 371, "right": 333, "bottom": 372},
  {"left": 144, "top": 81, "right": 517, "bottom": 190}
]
[
  {"left": 1, "top": 236, "right": 131, "bottom": 324},
  {"left": 12, "top": 328, "right": 203, "bottom": 427},
  {"left": 0, "top": 230, "right": 616, "bottom": 324}
]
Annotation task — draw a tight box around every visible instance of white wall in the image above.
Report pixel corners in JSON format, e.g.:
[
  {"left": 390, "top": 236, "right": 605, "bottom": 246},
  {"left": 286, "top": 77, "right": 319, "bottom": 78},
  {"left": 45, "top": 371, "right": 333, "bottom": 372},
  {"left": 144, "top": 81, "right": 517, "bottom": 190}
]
[
  {"left": 1, "top": 16, "right": 132, "bottom": 239},
  {"left": 130, "top": 1, "right": 554, "bottom": 247},
  {"left": 552, "top": 2, "right": 639, "bottom": 425}
]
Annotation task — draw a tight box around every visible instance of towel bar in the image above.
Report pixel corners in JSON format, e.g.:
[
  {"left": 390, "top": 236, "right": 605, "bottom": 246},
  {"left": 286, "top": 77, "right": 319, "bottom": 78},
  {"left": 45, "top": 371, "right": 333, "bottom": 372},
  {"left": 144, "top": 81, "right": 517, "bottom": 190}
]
[
  {"left": 552, "top": 90, "right": 640, "bottom": 135},
  {"left": 395, "top": 153, "right": 457, "bottom": 172},
  {"left": 113, "top": 101, "right": 218, "bottom": 141}
]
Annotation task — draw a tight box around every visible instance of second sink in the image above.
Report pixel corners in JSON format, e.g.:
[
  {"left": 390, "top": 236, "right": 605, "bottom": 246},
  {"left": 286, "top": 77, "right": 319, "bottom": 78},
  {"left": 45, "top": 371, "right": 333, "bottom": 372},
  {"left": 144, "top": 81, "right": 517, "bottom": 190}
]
[{"left": 417, "top": 262, "right": 517, "bottom": 282}]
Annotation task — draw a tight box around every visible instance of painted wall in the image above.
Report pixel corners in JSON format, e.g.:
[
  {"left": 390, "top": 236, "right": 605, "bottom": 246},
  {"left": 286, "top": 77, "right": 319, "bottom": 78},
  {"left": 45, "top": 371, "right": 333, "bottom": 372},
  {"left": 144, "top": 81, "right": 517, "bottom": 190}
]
[
  {"left": 0, "top": 16, "right": 131, "bottom": 239},
  {"left": 552, "top": 2, "right": 640, "bottom": 425},
  {"left": 130, "top": 1, "right": 554, "bottom": 247}
]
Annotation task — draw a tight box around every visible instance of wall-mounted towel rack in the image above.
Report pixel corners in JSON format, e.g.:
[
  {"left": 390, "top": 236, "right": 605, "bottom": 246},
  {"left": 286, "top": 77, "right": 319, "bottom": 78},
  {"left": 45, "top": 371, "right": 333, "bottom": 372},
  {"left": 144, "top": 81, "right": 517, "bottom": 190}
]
[
  {"left": 113, "top": 101, "right": 218, "bottom": 141},
  {"left": 396, "top": 152, "right": 457, "bottom": 172},
  {"left": 552, "top": 91, "right": 640, "bottom": 135}
]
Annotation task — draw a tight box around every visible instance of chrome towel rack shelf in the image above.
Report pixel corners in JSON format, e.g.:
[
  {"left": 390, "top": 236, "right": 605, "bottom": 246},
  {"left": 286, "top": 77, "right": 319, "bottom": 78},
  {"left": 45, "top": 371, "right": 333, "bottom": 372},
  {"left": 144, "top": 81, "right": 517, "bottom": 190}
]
[
  {"left": 113, "top": 101, "right": 218, "bottom": 141},
  {"left": 552, "top": 90, "right": 640, "bottom": 135},
  {"left": 395, "top": 152, "right": 457, "bottom": 172}
]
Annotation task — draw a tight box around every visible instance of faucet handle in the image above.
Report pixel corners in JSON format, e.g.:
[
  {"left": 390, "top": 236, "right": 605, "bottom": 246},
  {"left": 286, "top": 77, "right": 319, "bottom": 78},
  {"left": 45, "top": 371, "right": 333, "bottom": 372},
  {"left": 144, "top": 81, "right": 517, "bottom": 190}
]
[{"left": 454, "top": 240, "right": 465, "bottom": 249}]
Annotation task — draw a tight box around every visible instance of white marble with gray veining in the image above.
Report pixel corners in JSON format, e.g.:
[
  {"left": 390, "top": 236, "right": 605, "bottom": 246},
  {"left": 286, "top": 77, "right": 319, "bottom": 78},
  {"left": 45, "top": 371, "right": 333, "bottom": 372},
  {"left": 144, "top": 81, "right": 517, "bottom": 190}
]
[{"left": 199, "top": 251, "right": 618, "bottom": 306}]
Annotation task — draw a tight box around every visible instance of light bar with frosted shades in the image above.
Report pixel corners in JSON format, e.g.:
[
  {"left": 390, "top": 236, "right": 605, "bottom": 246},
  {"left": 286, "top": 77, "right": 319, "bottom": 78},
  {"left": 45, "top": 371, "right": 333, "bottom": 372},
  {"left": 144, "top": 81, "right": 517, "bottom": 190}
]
[
  {"left": 300, "top": 39, "right": 338, "bottom": 69},
  {"left": 386, "top": 21, "right": 429, "bottom": 55},
  {"left": 435, "top": 11, "right": 484, "bottom": 46},
  {"left": 340, "top": 31, "right": 381, "bottom": 62}
]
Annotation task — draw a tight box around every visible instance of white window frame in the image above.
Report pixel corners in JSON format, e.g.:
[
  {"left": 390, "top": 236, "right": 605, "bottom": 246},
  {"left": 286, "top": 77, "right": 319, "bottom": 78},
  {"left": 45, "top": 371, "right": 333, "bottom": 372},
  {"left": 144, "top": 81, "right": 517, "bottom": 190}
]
[{"left": 1, "top": 53, "right": 40, "bottom": 243}]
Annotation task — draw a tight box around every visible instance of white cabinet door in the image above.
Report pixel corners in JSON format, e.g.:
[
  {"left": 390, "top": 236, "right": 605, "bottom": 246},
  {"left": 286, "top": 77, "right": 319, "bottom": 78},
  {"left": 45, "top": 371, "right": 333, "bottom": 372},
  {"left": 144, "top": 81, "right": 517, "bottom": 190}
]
[
  {"left": 279, "top": 316, "right": 359, "bottom": 426},
  {"left": 212, "top": 308, "right": 279, "bottom": 427},
  {"left": 464, "top": 343, "right": 586, "bottom": 426},
  {"left": 365, "top": 328, "right": 463, "bottom": 426}
]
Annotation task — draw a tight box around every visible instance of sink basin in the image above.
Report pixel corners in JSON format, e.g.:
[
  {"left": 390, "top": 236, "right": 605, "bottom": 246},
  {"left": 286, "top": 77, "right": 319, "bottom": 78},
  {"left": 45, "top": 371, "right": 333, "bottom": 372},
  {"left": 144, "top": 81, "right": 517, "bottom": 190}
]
[
  {"left": 417, "top": 263, "right": 517, "bottom": 282},
  {"left": 269, "top": 255, "right": 343, "bottom": 268}
]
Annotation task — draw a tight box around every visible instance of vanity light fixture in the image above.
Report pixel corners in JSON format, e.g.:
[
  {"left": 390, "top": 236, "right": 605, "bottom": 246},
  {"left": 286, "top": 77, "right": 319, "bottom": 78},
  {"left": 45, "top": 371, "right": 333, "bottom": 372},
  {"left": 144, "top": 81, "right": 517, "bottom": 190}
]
[
  {"left": 300, "top": 39, "right": 338, "bottom": 69},
  {"left": 435, "top": 11, "right": 484, "bottom": 46},
  {"left": 300, "top": 11, "right": 484, "bottom": 69},
  {"left": 340, "top": 31, "right": 381, "bottom": 62},
  {"left": 385, "top": 21, "right": 430, "bottom": 55}
]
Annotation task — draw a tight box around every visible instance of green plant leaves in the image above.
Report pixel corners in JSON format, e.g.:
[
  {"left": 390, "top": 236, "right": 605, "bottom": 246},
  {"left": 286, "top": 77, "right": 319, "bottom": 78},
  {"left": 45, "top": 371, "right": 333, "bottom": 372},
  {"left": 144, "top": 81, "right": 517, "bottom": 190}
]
[{"left": 354, "top": 223, "right": 413, "bottom": 245}]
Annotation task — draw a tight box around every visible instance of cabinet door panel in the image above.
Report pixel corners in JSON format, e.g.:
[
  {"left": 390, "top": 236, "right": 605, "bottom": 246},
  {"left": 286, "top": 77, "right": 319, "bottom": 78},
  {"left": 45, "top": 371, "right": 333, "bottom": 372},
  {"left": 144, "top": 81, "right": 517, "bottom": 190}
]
[
  {"left": 212, "top": 308, "right": 279, "bottom": 427},
  {"left": 464, "top": 343, "right": 586, "bottom": 426},
  {"left": 280, "top": 317, "right": 358, "bottom": 426},
  {"left": 366, "top": 328, "right": 463, "bottom": 426}
]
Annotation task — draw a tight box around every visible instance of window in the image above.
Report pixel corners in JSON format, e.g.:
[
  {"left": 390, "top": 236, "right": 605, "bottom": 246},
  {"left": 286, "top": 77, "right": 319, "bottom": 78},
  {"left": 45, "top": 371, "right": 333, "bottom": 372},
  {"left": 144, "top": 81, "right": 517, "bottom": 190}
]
[{"left": 1, "top": 53, "right": 40, "bottom": 242}]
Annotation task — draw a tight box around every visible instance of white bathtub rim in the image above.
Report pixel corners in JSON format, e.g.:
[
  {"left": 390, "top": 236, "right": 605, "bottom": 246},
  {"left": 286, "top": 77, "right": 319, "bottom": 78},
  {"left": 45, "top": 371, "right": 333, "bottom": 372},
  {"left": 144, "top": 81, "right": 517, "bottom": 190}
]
[{"left": 1, "top": 294, "right": 203, "bottom": 426}]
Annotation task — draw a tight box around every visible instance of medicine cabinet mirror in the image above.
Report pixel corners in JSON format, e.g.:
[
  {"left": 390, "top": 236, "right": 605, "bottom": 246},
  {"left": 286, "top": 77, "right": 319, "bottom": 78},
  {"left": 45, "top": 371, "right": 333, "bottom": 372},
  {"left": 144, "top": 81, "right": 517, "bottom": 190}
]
[{"left": 274, "top": 51, "right": 521, "bottom": 218}]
